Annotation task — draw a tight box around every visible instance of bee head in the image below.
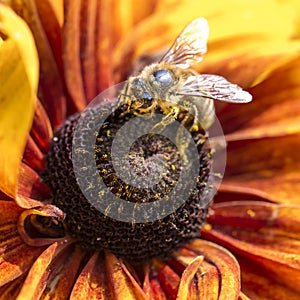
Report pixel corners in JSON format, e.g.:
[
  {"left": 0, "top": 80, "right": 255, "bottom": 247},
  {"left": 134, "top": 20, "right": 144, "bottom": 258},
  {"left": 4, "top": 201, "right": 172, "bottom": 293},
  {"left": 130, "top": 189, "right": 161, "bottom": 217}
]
[{"left": 131, "top": 78, "right": 153, "bottom": 108}]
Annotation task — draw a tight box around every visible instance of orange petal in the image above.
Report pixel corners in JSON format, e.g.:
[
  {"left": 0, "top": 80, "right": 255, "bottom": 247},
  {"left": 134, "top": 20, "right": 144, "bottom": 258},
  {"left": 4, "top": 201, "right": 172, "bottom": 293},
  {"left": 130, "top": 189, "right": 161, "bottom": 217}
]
[
  {"left": 0, "top": 201, "right": 44, "bottom": 287},
  {"left": 34, "top": 0, "right": 64, "bottom": 76},
  {"left": 16, "top": 163, "right": 51, "bottom": 208},
  {"left": 151, "top": 259, "right": 181, "bottom": 300},
  {"left": 183, "top": 240, "right": 241, "bottom": 300},
  {"left": 200, "top": 41, "right": 300, "bottom": 89},
  {"left": 70, "top": 252, "right": 111, "bottom": 299},
  {"left": 218, "top": 56, "right": 300, "bottom": 136},
  {"left": 30, "top": 99, "right": 53, "bottom": 153},
  {"left": 16, "top": 241, "right": 77, "bottom": 299},
  {"left": 222, "top": 133, "right": 300, "bottom": 204},
  {"left": 203, "top": 201, "right": 300, "bottom": 295},
  {"left": 23, "top": 135, "right": 45, "bottom": 172},
  {"left": 0, "top": 4, "right": 38, "bottom": 200},
  {"left": 63, "top": 0, "right": 87, "bottom": 112},
  {"left": 143, "top": 263, "right": 168, "bottom": 300},
  {"left": 40, "top": 246, "right": 85, "bottom": 299},
  {"left": 94, "top": 0, "right": 114, "bottom": 93},
  {"left": 105, "top": 251, "right": 146, "bottom": 300},
  {"left": 10, "top": 0, "right": 67, "bottom": 129},
  {"left": 80, "top": 0, "right": 97, "bottom": 101},
  {"left": 238, "top": 256, "right": 300, "bottom": 300},
  {"left": 113, "top": 0, "right": 299, "bottom": 80},
  {"left": 18, "top": 205, "right": 66, "bottom": 246},
  {"left": 0, "top": 274, "right": 25, "bottom": 300}
]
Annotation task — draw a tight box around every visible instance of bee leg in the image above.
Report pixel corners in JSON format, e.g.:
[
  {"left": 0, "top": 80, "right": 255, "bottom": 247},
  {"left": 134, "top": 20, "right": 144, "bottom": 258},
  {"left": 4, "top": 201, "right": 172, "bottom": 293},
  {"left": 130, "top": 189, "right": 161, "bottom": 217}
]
[{"left": 151, "top": 106, "right": 179, "bottom": 134}]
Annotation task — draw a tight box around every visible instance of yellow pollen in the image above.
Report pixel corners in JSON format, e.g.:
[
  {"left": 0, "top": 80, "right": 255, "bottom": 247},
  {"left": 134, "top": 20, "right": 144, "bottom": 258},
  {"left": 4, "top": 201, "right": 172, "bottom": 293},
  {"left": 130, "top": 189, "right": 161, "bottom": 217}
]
[{"left": 247, "top": 209, "right": 256, "bottom": 217}]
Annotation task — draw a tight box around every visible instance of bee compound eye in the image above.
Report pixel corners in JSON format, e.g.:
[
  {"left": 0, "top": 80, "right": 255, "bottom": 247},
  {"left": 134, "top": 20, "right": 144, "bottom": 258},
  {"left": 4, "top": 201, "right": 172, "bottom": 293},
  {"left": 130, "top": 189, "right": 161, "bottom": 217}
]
[
  {"left": 153, "top": 69, "right": 173, "bottom": 86},
  {"left": 132, "top": 78, "right": 152, "bottom": 101}
]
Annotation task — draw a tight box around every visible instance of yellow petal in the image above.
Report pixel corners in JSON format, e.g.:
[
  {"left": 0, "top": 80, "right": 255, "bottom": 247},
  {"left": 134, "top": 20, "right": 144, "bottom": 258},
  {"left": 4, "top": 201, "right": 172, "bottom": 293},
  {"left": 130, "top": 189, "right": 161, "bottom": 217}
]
[
  {"left": 113, "top": 0, "right": 299, "bottom": 79},
  {"left": 0, "top": 5, "right": 38, "bottom": 199}
]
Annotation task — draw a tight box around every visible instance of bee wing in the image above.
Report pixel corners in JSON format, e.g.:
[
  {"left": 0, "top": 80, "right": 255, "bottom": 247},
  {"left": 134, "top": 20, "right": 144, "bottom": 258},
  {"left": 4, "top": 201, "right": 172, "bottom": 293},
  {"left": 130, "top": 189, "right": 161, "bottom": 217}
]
[
  {"left": 160, "top": 18, "right": 209, "bottom": 69},
  {"left": 177, "top": 74, "right": 252, "bottom": 103}
]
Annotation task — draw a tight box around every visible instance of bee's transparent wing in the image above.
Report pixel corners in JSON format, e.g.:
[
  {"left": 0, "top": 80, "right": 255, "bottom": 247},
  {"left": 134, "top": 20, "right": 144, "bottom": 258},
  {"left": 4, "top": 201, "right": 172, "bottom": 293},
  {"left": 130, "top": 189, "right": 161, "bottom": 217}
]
[
  {"left": 160, "top": 18, "right": 209, "bottom": 69},
  {"left": 177, "top": 74, "right": 252, "bottom": 103}
]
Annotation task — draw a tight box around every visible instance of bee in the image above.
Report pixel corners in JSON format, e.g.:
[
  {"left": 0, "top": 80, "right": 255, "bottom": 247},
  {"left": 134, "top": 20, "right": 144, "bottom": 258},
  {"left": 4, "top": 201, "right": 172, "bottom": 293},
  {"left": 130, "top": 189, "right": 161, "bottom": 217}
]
[{"left": 119, "top": 17, "right": 252, "bottom": 131}]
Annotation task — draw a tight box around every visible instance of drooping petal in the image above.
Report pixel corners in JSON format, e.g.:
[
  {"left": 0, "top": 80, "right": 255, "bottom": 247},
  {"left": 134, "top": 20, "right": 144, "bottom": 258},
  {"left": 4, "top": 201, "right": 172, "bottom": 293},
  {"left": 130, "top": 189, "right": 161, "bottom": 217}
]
[
  {"left": 39, "top": 246, "right": 85, "bottom": 299},
  {"left": 105, "top": 251, "right": 146, "bottom": 300},
  {"left": 203, "top": 201, "right": 300, "bottom": 297},
  {"left": 16, "top": 163, "right": 51, "bottom": 208},
  {"left": 10, "top": 0, "right": 67, "bottom": 129},
  {"left": 0, "top": 4, "right": 38, "bottom": 200},
  {"left": 0, "top": 201, "right": 44, "bottom": 287},
  {"left": 222, "top": 133, "right": 300, "bottom": 204},
  {"left": 143, "top": 263, "right": 168, "bottom": 300},
  {"left": 70, "top": 252, "right": 111, "bottom": 299},
  {"left": 181, "top": 240, "right": 241, "bottom": 300},
  {"left": 16, "top": 241, "right": 78, "bottom": 300},
  {"left": 151, "top": 259, "right": 181, "bottom": 299}
]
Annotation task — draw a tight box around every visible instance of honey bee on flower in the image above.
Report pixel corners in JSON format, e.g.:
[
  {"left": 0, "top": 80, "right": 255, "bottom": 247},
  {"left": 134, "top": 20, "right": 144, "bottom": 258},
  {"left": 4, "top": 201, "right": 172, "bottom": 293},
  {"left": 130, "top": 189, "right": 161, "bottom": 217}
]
[{"left": 118, "top": 18, "right": 252, "bottom": 131}]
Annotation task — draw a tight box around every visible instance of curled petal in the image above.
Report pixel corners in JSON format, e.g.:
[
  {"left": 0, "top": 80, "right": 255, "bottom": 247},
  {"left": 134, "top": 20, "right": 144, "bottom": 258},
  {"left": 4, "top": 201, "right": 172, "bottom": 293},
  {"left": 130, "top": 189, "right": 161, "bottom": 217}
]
[
  {"left": 18, "top": 205, "right": 66, "bottom": 246},
  {"left": 222, "top": 133, "right": 300, "bottom": 204},
  {"left": 204, "top": 201, "right": 300, "bottom": 297},
  {"left": 0, "top": 4, "right": 38, "bottom": 199},
  {"left": 182, "top": 240, "right": 241, "bottom": 300}
]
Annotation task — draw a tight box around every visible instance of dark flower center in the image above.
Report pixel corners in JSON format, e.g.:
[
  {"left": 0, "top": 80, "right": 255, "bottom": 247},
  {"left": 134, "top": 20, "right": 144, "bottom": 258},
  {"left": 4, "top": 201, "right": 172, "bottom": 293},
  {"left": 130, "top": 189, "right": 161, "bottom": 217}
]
[{"left": 42, "top": 100, "right": 213, "bottom": 262}]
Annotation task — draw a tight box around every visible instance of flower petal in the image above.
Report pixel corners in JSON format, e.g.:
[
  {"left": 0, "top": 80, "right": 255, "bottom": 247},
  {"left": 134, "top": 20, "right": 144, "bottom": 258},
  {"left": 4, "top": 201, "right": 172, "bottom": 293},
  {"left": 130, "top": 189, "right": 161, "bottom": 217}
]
[
  {"left": 204, "top": 201, "right": 300, "bottom": 296},
  {"left": 23, "top": 135, "right": 45, "bottom": 172},
  {"left": 30, "top": 99, "right": 53, "bottom": 153},
  {"left": 105, "top": 251, "right": 146, "bottom": 300},
  {"left": 0, "top": 274, "right": 25, "bottom": 300},
  {"left": 0, "top": 201, "right": 44, "bottom": 287},
  {"left": 10, "top": 0, "right": 67, "bottom": 129},
  {"left": 182, "top": 240, "right": 241, "bottom": 300},
  {"left": 70, "top": 252, "right": 113, "bottom": 299},
  {"left": 113, "top": 0, "right": 299, "bottom": 80},
  {"left": 238, "top": 255, "right": 300, "bottom": 300},
  {"left": 63, "top": 0, "right": 87, "bottom": 112},
  {"left": 16, "top": 241, "right": 77, "bottom": 299},
  {"left": 218, "top": 56, "right": 300, "bottom": 137},
  {"left": 222, "top": 133, "right": 300, "bottom": 204},
  {"left": 143, "top": 263, "right": 168, "bottom": 299},
  {"left": 16, "top": 163, "right": 51, "bottom": 208},
  {"left": 151, "top": 259, "right": 181, "bottom": 299},
  {"left": 18, "top": 205, "right": 66, "bottom": 246},
  {"left": 0, "top": 4, "right": 38, "bottom": 199}
]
